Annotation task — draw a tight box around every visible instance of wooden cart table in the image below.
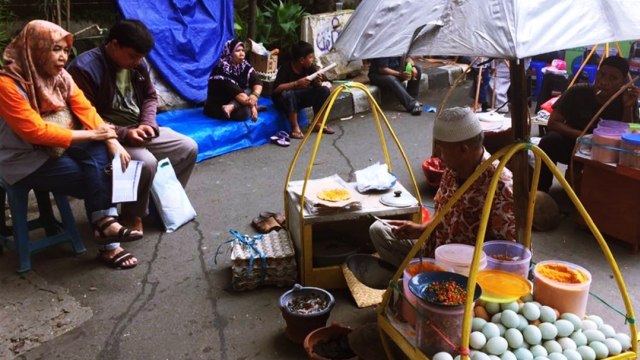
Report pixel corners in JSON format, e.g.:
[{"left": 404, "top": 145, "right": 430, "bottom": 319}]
[
  {"left": 286, "top": 180, "right": 421, "bottom": 289},
  {"left": 573, "top": 153, "right": 640, "bottom": 253}
]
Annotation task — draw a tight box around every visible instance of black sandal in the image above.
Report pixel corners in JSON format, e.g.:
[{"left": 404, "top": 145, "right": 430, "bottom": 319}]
[
  {"left": 98, "top": 249, "right": 137, "bottom": 270},
  {"left": 94, "top": 218, "right": 143, "bottom": 244}
]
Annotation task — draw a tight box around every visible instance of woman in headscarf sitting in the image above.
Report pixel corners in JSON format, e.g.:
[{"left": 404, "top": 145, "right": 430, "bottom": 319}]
[
  {"left": 0, "top": 20, "right": 142, "bottom": 270},
  {"left": 204, "top": 39, "right": 263, "bottom": 121}
]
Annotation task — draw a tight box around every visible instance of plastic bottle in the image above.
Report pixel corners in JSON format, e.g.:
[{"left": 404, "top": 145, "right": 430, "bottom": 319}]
[{"left": 404, "top": 62, "right": 413, "bottom": 75}]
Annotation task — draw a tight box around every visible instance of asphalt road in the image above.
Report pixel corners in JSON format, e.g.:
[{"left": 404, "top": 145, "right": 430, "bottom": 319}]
[{"left": 2, "top": 83, "right": 638, "bottom": 360}]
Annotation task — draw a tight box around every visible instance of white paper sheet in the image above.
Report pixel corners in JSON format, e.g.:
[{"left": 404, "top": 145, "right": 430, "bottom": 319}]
[{"left": 111, "top": 152, "right": 143, "bottom": 203}]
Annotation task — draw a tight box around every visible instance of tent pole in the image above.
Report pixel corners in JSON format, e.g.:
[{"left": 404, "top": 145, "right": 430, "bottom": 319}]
[{"left": 509, "top": 59, "right": 530, "bottom": 243}]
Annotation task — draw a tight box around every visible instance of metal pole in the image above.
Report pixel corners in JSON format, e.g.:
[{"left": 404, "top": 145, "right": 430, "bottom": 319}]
[
  {"left": 248, "top": 0, "right": 257, "bottom": 40},
  {"left": 66, "top": 0, "right": 70, "bottom": 31},
  {"left": 56, "top": 0, "right": 62, "bottom": 26},
  {"left": 509, "top": 59, "right": 531, "bottom": 243}
]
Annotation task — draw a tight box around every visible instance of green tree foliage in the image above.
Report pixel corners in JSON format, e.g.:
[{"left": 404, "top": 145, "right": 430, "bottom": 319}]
[{"left": 235, "top": 0, "right": 308, "bottom": 51}]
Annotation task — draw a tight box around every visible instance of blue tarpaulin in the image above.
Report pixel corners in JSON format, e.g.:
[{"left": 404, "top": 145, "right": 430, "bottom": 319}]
[
  {"left": 116, "top": 0, "right": 234, "bottom": 103},
  {"left": 157, "top": 98, "right": 308, "bottom": 162}
]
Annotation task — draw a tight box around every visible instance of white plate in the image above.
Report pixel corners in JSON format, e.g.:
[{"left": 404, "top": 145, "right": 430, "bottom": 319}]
[{"left": 477, "top": 111, "right": 508, "bottom": 123}]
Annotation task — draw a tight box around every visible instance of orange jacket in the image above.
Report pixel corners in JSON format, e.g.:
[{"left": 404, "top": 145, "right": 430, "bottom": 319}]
[{"left": 0, "top": 75, "right": 105, "bottom": 148}]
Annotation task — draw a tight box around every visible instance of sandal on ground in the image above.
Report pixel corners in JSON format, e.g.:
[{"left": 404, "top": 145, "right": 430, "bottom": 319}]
[
  {"left": 411, "top": 104, "right": 423, "bottom": 116},
  {"left": 94, "top": 218, "right": 143, "bottom": 245},
  {"left": 98, "top": 249, "right": 138, "bottom": 270},
  {"left": 290, "top": 130, "right": 305, "bottom": 139},
  {"left": 269, "top": 131, "right": 290, "bottom": 147},
  {"left": 312, "top": 124, "right": 335, "bottom": 134},
  {"left": 259, "top": 211, "right": 287, "bottom": 228},
  {"left": 251, "top": 216, "right": 281, "bottom": 233}
]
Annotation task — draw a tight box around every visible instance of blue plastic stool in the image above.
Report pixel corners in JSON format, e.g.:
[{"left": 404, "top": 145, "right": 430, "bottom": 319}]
[
  {"left": 571, "top": 56, "right": 598, "bottom": 84},
  {"left": 529, "top": 60, "right": 547, "bottom": 99},
  {"left": 0, "top": 178, "right": 86, "bottom": 273}
]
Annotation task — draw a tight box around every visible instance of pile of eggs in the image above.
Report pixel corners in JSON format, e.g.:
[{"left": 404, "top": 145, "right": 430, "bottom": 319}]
[{"left": 432, "top": 294, "right": 632, "bottom": 360}]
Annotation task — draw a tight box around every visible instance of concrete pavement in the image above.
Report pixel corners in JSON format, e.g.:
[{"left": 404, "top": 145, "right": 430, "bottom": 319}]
[{"left": 1, "top": 80, "right": 638, "bottom": 360}]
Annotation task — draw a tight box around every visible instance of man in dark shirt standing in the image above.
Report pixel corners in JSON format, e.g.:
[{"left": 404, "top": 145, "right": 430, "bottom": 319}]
[
  {"left": 368, "top": 56, "right": 422, "bottom": 115},
  {"left": 272, "top": 41, "right": 332, "bottom": 139},
  {"left": 537, "top": 56, "right": 638, "bottom": 192}
]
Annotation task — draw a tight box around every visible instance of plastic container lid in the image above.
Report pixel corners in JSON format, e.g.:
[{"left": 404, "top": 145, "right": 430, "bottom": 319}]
[
  {"left": 435, "top": 244, "right": 487, "bottom": 266},
  {"left": 598, "top": 119, "right": 630, "bottom": 129},
  {"left": 622, "top": 133, "right": 640, "bottom": 145},
  {"left": 477, "top": 269, "right": 532, "bottom": 303},
  {"left": 593, "top": 126, "right": 625, "bottom": 136},
  {"left": 379, "top": 189, "right": 418, "bottom": 207}
]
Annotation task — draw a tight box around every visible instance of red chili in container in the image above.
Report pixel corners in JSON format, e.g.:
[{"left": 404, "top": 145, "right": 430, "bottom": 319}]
[{"left": 426, "top": 280, "right": 467, "bottom": 305}]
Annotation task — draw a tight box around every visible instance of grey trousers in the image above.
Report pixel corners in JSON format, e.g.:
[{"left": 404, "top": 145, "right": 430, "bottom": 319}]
[
  {"left": 121, "top": 127, "right": 198, "bottom": 217},
  {"left": 369, "top": 220, "right": 416, "bottom": 268}
]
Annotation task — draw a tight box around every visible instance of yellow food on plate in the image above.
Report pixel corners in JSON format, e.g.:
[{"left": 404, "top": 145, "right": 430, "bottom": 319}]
[{"left": 317, "top": 188, "right": 351, "bottom": 202}]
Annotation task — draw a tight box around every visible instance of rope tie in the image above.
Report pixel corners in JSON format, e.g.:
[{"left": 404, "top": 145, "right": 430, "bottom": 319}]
[{"left": 214, "top": 230, "right": 267, "bottom": 284}]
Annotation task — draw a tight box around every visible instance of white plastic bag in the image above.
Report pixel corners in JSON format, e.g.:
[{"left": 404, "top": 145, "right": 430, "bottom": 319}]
[{"left": 150, "top": 158, "right": 196, "bottom": 233}]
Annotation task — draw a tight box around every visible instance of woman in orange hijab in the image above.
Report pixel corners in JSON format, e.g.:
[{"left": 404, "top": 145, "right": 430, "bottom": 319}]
[{"left": 0, "top": 20, "right": 142, "bottom": 269}]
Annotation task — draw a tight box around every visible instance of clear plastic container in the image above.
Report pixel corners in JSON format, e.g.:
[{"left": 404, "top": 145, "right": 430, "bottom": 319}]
[
  {"left": 415, "top": 295, "right": 467, "bottom": 357},
  {"left": 483, "top": 240, "right": 532, "bottom": 278},
  {"left": 533, "top": 260, "right": 592, "bottom": 317},
  {"left": 434, "top": 244, "right": 487, "bottom": 276},
  {"left": 592, "top": 127, "right": 623, "bottom": 163},
  {"left": 619, "top": 133, "right": 640, "bottom": 169},
  {"left": 401, "top": 258, "right": 453, "bottom": 326}
]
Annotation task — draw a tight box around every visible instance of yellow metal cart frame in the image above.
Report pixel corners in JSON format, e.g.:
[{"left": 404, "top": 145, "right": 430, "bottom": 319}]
[
  {"left": 377, "top": 142, "right": 639, "bottom": 360},
  {"left": 283, "top": 82, "right": 423, "bottom": 288}
]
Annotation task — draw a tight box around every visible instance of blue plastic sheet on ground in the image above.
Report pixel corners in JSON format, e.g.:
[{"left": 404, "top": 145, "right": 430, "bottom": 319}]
[
  {"left": 157, "top": 98, "right": 308, "bottom": 163},
  {"left": 116, "top": 0, "right": 234, "bottom": 103}
]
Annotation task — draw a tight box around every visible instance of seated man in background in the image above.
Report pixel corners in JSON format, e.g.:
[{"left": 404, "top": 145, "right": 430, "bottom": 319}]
[
  {"left": 368, "top": 56, "right": 423, "bottom": 115},
  {"left": 272, "top": 40, "right": 332, "bottom": 139},
  {"left": 369, "top": 107, "right": 515, "bottom": 267},
  {"left": 537, "top": 56, "right": 638, "bottom": 192},
  {"left": 68, "top": 19, "right": 198, "bottom": 234}
]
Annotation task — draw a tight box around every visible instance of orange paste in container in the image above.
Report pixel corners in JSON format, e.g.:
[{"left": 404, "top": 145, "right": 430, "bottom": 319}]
[
  {"left": 533, "top": 260, "right": 591, "bottom": 317},
  {"left": 536, "top": 263, "right": 588, "bottom": 284}
]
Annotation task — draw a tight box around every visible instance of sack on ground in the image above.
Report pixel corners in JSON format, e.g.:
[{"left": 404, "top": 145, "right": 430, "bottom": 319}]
[
  {"left": 227, "top": 229, "right": 297, "bottom": 291},
  {"left": 150, "top": 158, "right": 196, "bottom": 232}
]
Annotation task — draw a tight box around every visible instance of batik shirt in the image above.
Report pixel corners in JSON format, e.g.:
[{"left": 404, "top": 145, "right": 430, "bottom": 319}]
[{"left": 425, "top": 151, "right": 516, "bottom": 257}]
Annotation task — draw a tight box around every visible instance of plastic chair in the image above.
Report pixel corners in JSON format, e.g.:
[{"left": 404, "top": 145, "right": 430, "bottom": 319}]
[{"left": 0, "top": 178, "right": 86, "bottom": 273}]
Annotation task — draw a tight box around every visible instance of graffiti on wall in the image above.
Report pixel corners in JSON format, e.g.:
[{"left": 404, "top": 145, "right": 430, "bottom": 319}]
[{"left": 315, "top": 16, "right": 344, "bottom": 54}]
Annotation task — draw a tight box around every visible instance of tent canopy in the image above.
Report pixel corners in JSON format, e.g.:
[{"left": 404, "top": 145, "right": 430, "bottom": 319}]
[{"left": 334, "top": 0, "right": 640, "bottom": 60}]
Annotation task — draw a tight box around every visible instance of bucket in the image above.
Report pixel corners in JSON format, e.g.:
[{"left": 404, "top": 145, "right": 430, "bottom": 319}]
[
  {"left": 279, "top": 284, "right": 336, "bottom": 343},
  {"left": 483, "top": 240, "right": 532, "bottom": 278},
  {"left": 592, "top": 127, "right": 624, "bottom": 163},
  {"left": 409, "top": 272, "right": 482, "bottom": 357},
  {"left": 434, "top": 244, "right": 487, "bottom": 276},
  {"left": 533, "top": 260, "right": 591, "bottom": 317},
  {"left": 401, "top": 258, "right": 453, "bottom": 326},
  {"left": 303, "top": 323, "right": 356, "bottom": 360}
]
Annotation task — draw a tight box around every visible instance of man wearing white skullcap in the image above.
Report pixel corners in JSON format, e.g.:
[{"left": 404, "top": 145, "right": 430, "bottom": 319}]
[{"left": 369, "top": 107, "right": 516, "bottom": 267}]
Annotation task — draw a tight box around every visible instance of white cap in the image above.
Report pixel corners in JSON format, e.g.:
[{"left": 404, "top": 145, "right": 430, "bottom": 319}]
[{"left": 433, "top": 107, "right": 482, "bottom": 142}]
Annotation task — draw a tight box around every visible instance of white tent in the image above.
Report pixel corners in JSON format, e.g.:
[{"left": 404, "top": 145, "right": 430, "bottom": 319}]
[{"left": 334, "top": 0, "right": 640, "bottom": 60}]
